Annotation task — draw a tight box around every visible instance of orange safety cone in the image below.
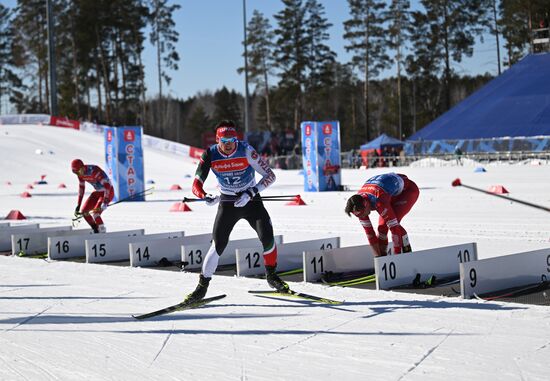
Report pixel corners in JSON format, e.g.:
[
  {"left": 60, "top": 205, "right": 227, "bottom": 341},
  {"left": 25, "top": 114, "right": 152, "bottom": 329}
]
[
  {"left": 5, "top": 210, "right": 26, "bottom": 220},
  {"left": 286, "top": 195, "right": 306, "bottom": 206},
  {"left": 5, "top": 181, "right": 11, "bottom": 186},
  {"left": 20, "top": 192, "right": 32, "bottom": 198},
  {"left": 26, "top": 184, "right": 34, "bottom": 189},
  {"left": 488, "top": 185, "right": 509, "bottom": 194},
  {"left": 170, "top": 184, "right": 182, "bottom": 191},
  {"left": 169, "top": 202, "right": 192, "bottom": 212},
  {"left": 58, "top": 183, "right": 67, "bottom": 188}
]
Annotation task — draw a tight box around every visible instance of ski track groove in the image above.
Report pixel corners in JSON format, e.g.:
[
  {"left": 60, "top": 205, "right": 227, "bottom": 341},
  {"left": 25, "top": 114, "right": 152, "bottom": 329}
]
[
  {"left": 268, "top": 313, "right": 364, "bottom": 355},
  {"left": 150, "top": 323, "right": 175, "bottom": 366},
  {"left": 0, "top": 344, "right": 29, "bottom": 381},
  {"left": 2, "top": 305, "right": 55, "bottom": 333},
  {"left": 80, "top": 290, "right": 135, "bottom": 306},
  {"left": 0, "top": 336, "right": 60, "bottom": 380},
  {"left": 397, "top": 329, "right": 454, "bottom": 381},
  {"left": 512, "top": 358, "right": 527, "bottom": 381},
  {"left": 0, "top": 287, "right": 25, "bottom": 294}
]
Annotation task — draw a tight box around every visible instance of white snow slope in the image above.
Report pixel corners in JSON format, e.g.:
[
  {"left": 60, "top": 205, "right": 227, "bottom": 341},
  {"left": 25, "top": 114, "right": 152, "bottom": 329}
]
[{"left": 0, "top": 124, "right": 549, "bottom": 381}]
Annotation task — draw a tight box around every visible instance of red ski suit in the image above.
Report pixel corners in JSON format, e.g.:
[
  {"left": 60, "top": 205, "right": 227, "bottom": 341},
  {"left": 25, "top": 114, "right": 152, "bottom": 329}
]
[
  {"left": 76, "top": 165, "right": 114, "bottom": 229},
  {"left": 356, "top": 173, "right": 419, "bottom": 256}
]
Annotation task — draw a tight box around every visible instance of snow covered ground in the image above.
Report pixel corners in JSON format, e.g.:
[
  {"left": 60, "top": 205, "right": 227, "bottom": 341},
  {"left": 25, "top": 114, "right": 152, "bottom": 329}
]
[{"left": 0, "top": 124, "right": 549, "bottom": 380}]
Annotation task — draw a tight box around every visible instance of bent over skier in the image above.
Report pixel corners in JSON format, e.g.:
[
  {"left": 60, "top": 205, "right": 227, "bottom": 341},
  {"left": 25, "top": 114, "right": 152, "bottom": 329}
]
[
  {"left": 71, "top": 159, "right": 114, "bottom": 233},
  {"left": 185, "top": 120, "right": 287, "bottom": 303},
  {"left": 345, "top": 172, "right": 419, "bottom": 257}
]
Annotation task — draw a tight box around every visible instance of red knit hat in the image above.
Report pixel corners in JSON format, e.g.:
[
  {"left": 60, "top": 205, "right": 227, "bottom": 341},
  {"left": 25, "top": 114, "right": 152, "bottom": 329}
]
[{"left": 216, "top": 126, "right": 237, "bottom": 142}]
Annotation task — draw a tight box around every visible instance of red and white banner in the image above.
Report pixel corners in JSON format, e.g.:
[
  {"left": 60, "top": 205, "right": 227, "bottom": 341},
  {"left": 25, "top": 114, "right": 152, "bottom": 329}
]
[
  {"left": 189, "top": 146, "right": 205, "bottom": 159},
  {"left": 50, "top": 116, "right": 80, "bottom": 130}
]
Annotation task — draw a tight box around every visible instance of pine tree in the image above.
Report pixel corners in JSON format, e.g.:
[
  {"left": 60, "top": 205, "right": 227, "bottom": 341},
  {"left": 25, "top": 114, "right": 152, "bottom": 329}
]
[
  {"left": 0, "top": 4, "right": 22, "bottom": 114},
  {"left": 238, "top": 10, "right": 276, "bottom": 130},
  {"left": 187, "top": 104, "right": 211, "bottom": 147},
  {"left": 405, "top": 9, "right": 444, "bottom": 132},
  {"left": 213, "top": 87, "right": 242, "bottom": 126},
  {"left": 273, "top": 0, "right": 309, "bottom": 129},
  {"left": 148, "top": 0, "right": 180, "bottom": 99},
  {"left": 303, "top": 0, "right": 336, "bottom": 118},
  {"left": 385, "top": 0, "right": 411, "bottom": 139},
  {"left": 499, "top": 0, "right": 548, "bottom": 67},
  {"left": 304, "top": 0, "right": 336, "bottom": 90},
  {"left": 343, "top": 0, "right": 389, "bottom": 141},
  {"left": 11, "top": 0, "right": 49, "bottom": 112},
  {"left": 417, "top": 0, "right": 487, "bottom": 110}
]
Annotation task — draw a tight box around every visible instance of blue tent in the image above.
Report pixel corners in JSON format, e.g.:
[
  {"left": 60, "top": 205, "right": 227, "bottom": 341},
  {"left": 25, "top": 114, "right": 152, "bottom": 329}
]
[
  {"left": 360, "top": 133, "right": 404, "bottom": 150},
  {"left": 408, "top": 53, "right": 550, "bottom": 141}
]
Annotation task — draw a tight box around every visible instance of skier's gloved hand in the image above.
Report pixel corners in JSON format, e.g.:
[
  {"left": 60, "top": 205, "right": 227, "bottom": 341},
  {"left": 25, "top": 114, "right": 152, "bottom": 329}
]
[
  {"left": 234, "top": 187, "right": 258, "bottom": 208},
  {"left": 204, "top": 193, "right": 219, "bottom": 206},
  {"left": 402, "top": 244, "right": 412, "bottom": 253},
  {"left": 74, "top": 206, "right": 81, "bottom": 217}
]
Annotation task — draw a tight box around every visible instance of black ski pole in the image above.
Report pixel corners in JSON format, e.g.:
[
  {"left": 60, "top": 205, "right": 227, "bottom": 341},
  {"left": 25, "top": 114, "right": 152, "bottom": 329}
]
[
  {"left": 452, "top": 178, "right": 550, "bottom": 213},
  {"left": 182, "top": 196, "right": 298, "bottom": 203},
  {"left": 73, "top": 187, "right": 153, "bottom": 223},
  {"left": 260, "top": 195, "right": 301, "bottom": 199},
  {"left": 108, "top": 187, "right": 154, "bottom": 207}
]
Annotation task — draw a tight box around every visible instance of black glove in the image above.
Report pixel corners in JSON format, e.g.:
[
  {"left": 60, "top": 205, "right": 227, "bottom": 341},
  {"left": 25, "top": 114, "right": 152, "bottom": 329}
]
[
  {"left": 204, "top": 193, "right": 220, "bottom": 206},
  {"left": 74, "top": 206, "right": 81, "bottom": 217}
]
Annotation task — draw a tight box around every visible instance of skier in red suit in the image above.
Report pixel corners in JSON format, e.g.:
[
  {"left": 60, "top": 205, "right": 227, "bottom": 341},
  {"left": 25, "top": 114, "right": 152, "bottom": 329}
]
[
  {"left": 71, "top": 159, "right": 114, "bottom": 233},
  {"left": 345, "top": 173, "right": 419, "bottom": 257}
]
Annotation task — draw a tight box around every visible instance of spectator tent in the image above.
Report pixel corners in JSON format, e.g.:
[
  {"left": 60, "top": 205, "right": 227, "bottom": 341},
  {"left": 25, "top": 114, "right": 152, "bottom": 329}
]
[{"left": 360, "top": 133, "right": 404, "bottom": 167}]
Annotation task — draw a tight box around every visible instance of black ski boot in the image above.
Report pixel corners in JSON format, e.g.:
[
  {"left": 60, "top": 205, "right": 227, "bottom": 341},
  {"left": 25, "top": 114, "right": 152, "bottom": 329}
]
[
  {"left": 184, "top": 274, "right": 211, "bottom": 303},
  {"left": 265, "top": 265, "right": 289, "bottom": 292}
]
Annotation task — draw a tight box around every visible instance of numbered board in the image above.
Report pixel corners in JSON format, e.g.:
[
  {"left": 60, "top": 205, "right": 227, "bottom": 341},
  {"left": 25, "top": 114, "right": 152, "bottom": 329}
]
[
  {"left": 130, "top": 233, "right": 211, "bottom": 267},
  {"left": 460, "top": 248, "right": 550, "bottom": 299},
  {"left": 182, "top": 235, "right": 283, "bottom": 271},
  {"left": 303, "top": 244, "right": 375, "bottom": 282},
  {"left": 375, "top": 242, "right": 477, "bottom": 290},
  {"left": 11, "top": 226, "right": 72, "bottom": 256},
  {"left": 0, "top": 224, "right": 40, "bottom": 251},
  {"left": 236, "top": 237, "right": 339, "bottom": 277},
  {"left": 48, "top": 229, "right": 142, "bottom": 259},
  {"left": 85, "top": 230, "right": 175, "bottom": 263}
]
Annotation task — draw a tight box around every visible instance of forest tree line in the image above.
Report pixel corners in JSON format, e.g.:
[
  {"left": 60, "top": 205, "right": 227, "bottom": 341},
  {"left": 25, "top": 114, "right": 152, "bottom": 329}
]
[{"left": 0, "top": 0, "right": 548, "bottom": 150}]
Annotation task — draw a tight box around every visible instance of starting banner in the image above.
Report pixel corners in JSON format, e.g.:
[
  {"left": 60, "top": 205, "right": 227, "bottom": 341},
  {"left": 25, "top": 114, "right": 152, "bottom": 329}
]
[
  {"left": 300, "top": 121, "right": 341, "bottom": 192},
  {"left": 104, "top": 126, "right": 145, "bottom": 202}
]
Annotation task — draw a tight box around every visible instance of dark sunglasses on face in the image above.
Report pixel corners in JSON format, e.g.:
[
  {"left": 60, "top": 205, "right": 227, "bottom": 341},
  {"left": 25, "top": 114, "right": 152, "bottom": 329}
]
[{"left": 220, "top": 137, "right": 237, "bottom": 144}]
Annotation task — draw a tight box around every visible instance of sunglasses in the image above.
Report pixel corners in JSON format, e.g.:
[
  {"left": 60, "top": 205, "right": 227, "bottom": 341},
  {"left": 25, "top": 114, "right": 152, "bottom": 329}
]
[{"left": 220, "top": 137, "right": 237, "bottom": 144}]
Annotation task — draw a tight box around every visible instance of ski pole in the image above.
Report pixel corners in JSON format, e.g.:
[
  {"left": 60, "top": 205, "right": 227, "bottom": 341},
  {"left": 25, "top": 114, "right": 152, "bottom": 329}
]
[
  {"left": 259, "top": 195, "right": 301, "bottom": 199},
  {"left": 72, "top": 187, "right": 154, "bottom": 224},
  {"left": 108, "top": 187, "right": 154, "bottom": 207},
  {"left": 182, "top": 196, "right": 298, "bottom": 203},
  {"left": 452, "top": 178, "right": 550, "bottom": 213}
]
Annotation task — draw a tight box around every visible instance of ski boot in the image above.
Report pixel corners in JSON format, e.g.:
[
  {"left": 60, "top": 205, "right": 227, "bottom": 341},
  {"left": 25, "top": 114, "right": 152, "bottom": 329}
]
[
  {"left": 265, "top": 265, "right": 289, "bottom": 292},
  {"left": 184, "top": 274, "right": 211, "bottom": 303}
]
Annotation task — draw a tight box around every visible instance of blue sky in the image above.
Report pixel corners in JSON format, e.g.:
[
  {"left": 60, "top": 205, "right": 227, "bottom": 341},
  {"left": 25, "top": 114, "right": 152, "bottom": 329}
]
[
  {"left": 5, "top": 0, "right": 501, "bottom": 101},
  {"left": 146, "top": 0, "right": 500, "bottom": 100}
]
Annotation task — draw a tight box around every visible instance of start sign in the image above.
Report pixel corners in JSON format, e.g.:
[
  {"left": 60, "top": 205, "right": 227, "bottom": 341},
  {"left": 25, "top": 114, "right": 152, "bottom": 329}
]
[{"left": 104, "top": 126, "right": 145, "bottom": 202}]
